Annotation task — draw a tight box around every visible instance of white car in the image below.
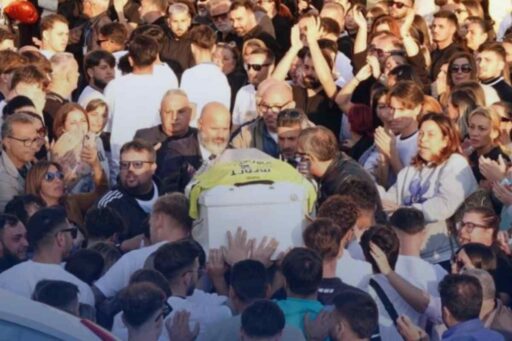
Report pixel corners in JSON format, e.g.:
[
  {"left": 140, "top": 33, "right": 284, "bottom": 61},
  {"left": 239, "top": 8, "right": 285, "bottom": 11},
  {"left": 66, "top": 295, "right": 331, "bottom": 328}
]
[{"left": 0, "top": 288, "right": 119, "bottom": 341}]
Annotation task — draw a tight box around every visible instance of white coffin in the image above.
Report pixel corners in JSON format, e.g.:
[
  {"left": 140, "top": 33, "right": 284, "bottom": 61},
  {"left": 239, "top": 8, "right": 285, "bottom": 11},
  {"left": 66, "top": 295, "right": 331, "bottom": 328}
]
[{"left": 193, "top": 183, "right": 308, "bottom": 257}]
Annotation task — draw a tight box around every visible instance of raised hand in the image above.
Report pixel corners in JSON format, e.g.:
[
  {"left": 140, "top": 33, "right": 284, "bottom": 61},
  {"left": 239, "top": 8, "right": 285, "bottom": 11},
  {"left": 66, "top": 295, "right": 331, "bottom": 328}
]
[
  {"left": 397, "top": 315, "right": 429, "bottom": 341},
  {"left": 222, "top": 227, "right": 254, "bottom": 266},
  {"left": 369, "top": 242, "right": 392, "bottom": 275},
  {"left": 251, "top": 236, "right": 279, "bottom": 268}
]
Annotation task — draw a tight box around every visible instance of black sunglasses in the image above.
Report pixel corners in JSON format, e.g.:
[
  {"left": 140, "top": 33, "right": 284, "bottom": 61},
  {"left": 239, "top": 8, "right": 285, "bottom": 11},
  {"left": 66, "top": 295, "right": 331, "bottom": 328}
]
[
  {"left": 450, "top": 64, "right": 472, "bottom": 74},
  {"left": 59, "top": 227, "right": 78, "bottom": 239},
  {"left": 244, "top": 63, "right": 271, "bottom": 71},
  {"left": 44, "top": 171, "right": 64, "bottom": 182}
]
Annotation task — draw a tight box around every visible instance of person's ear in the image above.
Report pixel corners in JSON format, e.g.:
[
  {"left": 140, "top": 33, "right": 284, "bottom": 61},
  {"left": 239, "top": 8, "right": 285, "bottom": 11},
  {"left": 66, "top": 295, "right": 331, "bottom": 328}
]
[
  {"left": 55, "top": 231, "right": 66, "bottom": 248},
  {"left": 86, "top": 68, "right": 94, "bottom": 80},
  {"left": 42, "top": 31, "right": 49, "bottom": 43},
  {"left": 128, "top": 56, "right": 134, "bottom": 67}
]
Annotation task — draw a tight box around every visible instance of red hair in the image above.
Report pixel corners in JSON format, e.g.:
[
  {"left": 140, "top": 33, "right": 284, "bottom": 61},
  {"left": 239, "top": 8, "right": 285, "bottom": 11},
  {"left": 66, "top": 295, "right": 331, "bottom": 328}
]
[{"left": 348, "top": 104, "right": 373, "bottom": 137}]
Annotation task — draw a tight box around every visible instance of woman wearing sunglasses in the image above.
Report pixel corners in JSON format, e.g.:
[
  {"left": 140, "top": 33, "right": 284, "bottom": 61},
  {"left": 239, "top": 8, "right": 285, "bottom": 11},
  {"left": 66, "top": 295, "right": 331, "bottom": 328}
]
[
  {"left": 438, "top": 52, "right": 500, "bottom": 107},
  {"left": 456, "top": 206, "right": 512, "bottom": 305},
  {"left": 380, "top": 113, "right": 478, "bottom": 264},
  {"left": 24, "top": 150, "right": 108, "bottom": 228}
]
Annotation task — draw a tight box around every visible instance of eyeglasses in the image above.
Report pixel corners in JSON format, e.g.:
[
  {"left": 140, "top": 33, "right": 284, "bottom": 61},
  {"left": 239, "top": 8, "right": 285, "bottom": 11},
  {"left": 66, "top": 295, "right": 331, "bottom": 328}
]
[
  {"left": 244, "top": 63, "right": 271, "bottom": 72},
  {"left": 44, "top": 171, "right": 64, "bottom": 182},
  {"left": 7, "top": 135, "right": 44, "bottom": 147},
  {"left": 58, "top": 227, "right": 78, "bottom": 239},
  {"left": 388, "top": 1, "right": 410, "bottom": 9},
  {"left": 96, "top": 39, "right": 108, "bottom": 45},
  {"left": 450, "top": 64, "right": 472, "bottom": 74},
  {"left": 119, "top": 160, "right": 154, "bottom": 170},
  {"left": 258, "top": 100, "right": 292, "bottom": 113},
  {"left": 368, "top": 46, "right": 404, "bottom": 59},
  {"left": 456, "top": 221, "right": 490, "bottom": 233}
]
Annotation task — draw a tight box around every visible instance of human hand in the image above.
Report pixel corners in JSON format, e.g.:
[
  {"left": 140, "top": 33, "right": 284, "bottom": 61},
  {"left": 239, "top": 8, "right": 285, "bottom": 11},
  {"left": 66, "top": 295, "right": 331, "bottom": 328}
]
[
  {"left": 81, "top": 143, "right": 99, "bottom": 167},
  {"left": 222, "top": 227, "right": 254, "bottom": 266},
  {"left": 400, "top": 8, "right": 415, "bottom": 37},
  {"left": 113, "top": 0, "right": 128, "bottom": 12},
  {"left": 251, "top": 236, "right": 279, "bottom": 268},
  {"left": 397, "top": 315, "right": 429, "bottom": 341},
  {"left": 290, "top": 24, "right": 304, "bottom": 51},
  {"left": 493, "top": 181, "right": 512, "bottom": 206},
  {"left": 353, "top": 9, "right": 367, "bottom": 29},
  {"left": 304, "top": 311, "right": 332, "bottom": 341},
  {"left": 374, "top": 127, "right": 395, "bottom": 159},
  {"left": 479, "top": 155, "right": 507, "bottom": 182},
  {"left": 366, "top": 55, "right": 381, "bottom": 79},
  {"left": 305, "top": 16, "right": 322, "bottom": 43},
  {"left": 355, "top": 64, "right": 373, "bottom": 82},
  {"left": 207, "top": 249, "right": 226, "bottom": 279},
  {"left": 497, "top": 231, "right": 511, "bottom": 256},
  {"left": 369, "top": 241, "right": 392, "bottom": 275},
  {"left": 166, "top": 311, "right": 199, "bottom": 341}
]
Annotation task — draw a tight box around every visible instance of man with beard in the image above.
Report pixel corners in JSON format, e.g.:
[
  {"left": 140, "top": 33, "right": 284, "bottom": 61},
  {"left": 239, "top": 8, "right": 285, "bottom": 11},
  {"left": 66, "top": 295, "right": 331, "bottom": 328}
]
[
  {"left": 157, "top": 101, "right": 231, "bottom": 193},
  {"left": 0, "top": 214, "right": 29, "bottom": 273},
  {"left": 0, "top": 207, "right": 95, "bottom": 306},
  {"left": 273, "top": 18, "right": 342, "bottom": 137},
  {"left": 228, "top": 0, "right": 282, "bottom": 59},
  {"left": 161, "top": 2, "right": 195, "bottom": 79},
  {"left": 78, "top": 50, "right": 116, "bottom": 108},
  {"left": 135, "top": 89, "right": 194, "bottom": 147},
  {"left": 97, "top": 139, "right": 158, "bottom": 240},
  {"left": 208, "top": 0, "right": 238, "bottom": 42},
  {"left": 276, "top": 108, "right": 310, "bottom": 164},
  {"left": 231, "top": 80, "right": 296, "bottom": 158}
]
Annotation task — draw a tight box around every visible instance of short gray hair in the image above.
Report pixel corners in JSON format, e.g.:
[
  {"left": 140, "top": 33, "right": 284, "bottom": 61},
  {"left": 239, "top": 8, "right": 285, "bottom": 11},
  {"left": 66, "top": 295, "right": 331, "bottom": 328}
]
[
  {"left": 1, "top": 112, "right": 36, "bottom": 141},
  {"left": 168, "top": 2, "right": 190, "bottom": 17},
  {"left": 462, "top": 268, "right": 496, "bottom": 300}
]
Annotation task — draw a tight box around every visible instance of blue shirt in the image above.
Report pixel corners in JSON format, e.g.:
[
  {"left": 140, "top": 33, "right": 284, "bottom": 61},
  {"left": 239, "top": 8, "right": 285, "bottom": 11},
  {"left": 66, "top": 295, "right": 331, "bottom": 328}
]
[{"left": 443, "top": 318, "right": 505, "bottom": 340}]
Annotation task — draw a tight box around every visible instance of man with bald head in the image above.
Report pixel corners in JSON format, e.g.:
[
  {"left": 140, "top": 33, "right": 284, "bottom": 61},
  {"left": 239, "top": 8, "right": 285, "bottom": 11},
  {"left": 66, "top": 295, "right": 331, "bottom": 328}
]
[
  {"left": 157, "top": 101, "right": 231, "bottom": 193},
  {"left": 135, "top": 89, "right": 194, "bottom": 147},
  {"left": 231, "top": 80, "right": 295, "bottom": 158}
]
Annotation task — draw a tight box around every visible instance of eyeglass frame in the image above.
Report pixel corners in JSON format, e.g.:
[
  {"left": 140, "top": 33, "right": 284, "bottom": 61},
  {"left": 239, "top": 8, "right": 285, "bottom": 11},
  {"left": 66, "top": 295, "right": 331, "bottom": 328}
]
[
  {"left": 43, "top": 171, "right": 65, "bottom": 182},
  {"left": 119, "top": 160, "right": 154, "bottom": 170},
  {"left": 6, "top": 135, "right": 44, "bottom": 147},
  {"left": 244, "top": 63, "right": 272, "bottom": 72},
  {"left": 450, "top": 64, "right": 472, "bottom": 74},
  {"left": 455, "top": 221, "right": 491, "bottom": 233},
  {"left": 258, "top": 100, "right": 292, "bottom": 114}
]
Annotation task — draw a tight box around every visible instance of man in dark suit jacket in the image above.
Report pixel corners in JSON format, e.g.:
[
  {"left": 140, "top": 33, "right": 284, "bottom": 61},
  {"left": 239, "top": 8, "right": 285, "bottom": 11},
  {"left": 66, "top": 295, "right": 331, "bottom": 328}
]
[
  {"left": 157, "top": 101, "right": 231, "bottom": 193},
  {"left": 134, "top": 89, "right": 193, "bottom": 147}
]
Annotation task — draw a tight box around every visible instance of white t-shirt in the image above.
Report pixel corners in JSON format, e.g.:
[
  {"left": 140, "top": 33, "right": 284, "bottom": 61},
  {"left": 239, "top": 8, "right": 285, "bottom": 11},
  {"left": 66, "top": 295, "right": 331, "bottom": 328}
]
[
  {"left": 336, "top": 251, "right": 373, "bottom": 289},
  {"left": 0, "top": 260, "right": 95, "bottom": 306},
  {"left": 180, "top": 63, "right": 231, "bottom": 127},
  {"left": 334, "top": 51, "right": 354, "bottom": 87},
  {"left": 395, "top": 255, "right": 447, "bottom": 297},
  {"left": 232, "top": 84, "right": 258, "bottom": 126},
  {"left": 111, "top": 289, "right": 231, "bottom": 341},
  {"left": 104, "top": 69, "right": 177, "bottom": 177},
  {"left": 366, "top": 274, "right": 423, "bottom": 341},
  {"left": 94, "top": 241, "right": 167, "bottom": 298},
  {"left": 396, "top": 131, "right": 418, "bottom": 168},
  {"left": 78, "top": 85, "right": 105, "bottom": 108}
]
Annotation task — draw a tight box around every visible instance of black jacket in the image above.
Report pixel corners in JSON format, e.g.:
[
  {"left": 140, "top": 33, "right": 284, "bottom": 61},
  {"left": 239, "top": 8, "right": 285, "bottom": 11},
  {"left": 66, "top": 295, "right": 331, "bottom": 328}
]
[
  {"left": 156, "top": 129, "right": 203, "bottom": 194},
  {"left": 96, "top": 184, "right": 156, "bottom": 240}
]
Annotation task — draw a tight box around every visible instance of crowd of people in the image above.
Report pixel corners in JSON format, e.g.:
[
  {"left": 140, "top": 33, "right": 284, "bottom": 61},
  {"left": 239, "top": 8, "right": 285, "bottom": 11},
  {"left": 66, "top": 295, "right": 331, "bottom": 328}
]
[{"left": 1, "top": 0, "right": 512, "bottom": 339}]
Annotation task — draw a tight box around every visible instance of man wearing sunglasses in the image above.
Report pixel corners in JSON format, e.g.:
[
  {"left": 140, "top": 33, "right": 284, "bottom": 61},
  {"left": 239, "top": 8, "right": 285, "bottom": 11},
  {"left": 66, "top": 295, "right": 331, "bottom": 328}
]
[
  {"left": 0, "top": 113, "right": 42, "bottom": 211},
  {"left": 232, "top": 47, "right": 275, "bottom": 130},
  {"left": 97, "top": 139, "right": 158, "bottom": 240},
  {"left": 208, "top": 0, "right": 237, "bottom": 42},
  {"left": 0, "top": 207, "right": 95, "bottom": 306}
]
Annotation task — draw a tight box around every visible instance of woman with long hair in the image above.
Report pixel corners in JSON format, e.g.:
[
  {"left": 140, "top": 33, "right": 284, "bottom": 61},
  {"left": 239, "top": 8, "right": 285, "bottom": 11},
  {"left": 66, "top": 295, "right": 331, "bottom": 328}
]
[{"left": 380, "top": 113, "right": 478, "bottom": 264}]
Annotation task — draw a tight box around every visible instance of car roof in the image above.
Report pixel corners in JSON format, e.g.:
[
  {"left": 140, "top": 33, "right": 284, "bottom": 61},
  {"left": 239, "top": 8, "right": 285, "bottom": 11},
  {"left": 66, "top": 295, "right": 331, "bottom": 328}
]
[{"left": 0, "top": 288, "right": 117, "bottom": 341}]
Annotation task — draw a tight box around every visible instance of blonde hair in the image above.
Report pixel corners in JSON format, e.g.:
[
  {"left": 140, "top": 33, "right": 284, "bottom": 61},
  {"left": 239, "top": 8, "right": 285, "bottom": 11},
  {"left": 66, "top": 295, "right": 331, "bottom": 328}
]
[{"left": 468, "top": 106, "right": 501, "bottom": 144}]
